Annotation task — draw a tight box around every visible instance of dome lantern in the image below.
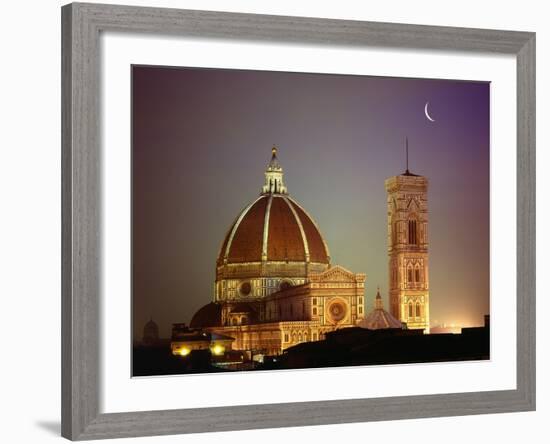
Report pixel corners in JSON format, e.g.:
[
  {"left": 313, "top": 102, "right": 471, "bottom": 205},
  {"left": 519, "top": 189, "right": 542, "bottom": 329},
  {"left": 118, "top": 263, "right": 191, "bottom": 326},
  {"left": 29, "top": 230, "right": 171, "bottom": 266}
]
[
  {"left": 262, "top": 146, "right": 287, "bottom": 195},
  {"left": 375, "top": 286, "right": 383, "bottom": 309}
]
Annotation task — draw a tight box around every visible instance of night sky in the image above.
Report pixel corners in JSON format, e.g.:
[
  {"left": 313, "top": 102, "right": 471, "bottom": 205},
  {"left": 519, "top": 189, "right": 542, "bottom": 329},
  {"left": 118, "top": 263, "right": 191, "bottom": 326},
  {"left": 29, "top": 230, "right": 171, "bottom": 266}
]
[{"left": 132, "top": 65, "right": 490, "bottom": 340}]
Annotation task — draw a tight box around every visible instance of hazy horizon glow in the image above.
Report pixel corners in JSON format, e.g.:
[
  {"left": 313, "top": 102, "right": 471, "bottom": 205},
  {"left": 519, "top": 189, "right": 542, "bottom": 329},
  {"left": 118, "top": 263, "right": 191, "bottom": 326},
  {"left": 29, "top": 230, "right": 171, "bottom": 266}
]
[{"left": 132, "top": 66, "right": 490, "bottom": 339}]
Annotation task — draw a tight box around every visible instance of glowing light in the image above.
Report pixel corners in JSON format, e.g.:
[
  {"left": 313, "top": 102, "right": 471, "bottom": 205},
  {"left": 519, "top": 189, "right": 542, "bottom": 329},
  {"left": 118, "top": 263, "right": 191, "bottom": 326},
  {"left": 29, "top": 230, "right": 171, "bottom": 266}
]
[
  {"left": 211, "top": 344, "right": 225, "bottom": 356},
  {"left": 178, "top": 347, "right": 190, "bottom": 356}
]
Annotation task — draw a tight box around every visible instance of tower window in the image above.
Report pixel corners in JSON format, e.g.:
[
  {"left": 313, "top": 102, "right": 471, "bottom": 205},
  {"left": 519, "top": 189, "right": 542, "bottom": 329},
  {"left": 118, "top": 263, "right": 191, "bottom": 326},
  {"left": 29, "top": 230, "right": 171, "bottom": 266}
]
[
  {"left": 408, "top": 220, "right": 418, "bottom": 245},
  {"left": 408, "top": 302, "right": 413, "bottom": 318},
  {"left": 415, "top": 268, "right": 420, "bottom": 282},
  {"left": 416, "top": 302, "right": 421, "bottom": 318},
  {"left": 408, "top": 267, "right": 414, "bottom": 283}
]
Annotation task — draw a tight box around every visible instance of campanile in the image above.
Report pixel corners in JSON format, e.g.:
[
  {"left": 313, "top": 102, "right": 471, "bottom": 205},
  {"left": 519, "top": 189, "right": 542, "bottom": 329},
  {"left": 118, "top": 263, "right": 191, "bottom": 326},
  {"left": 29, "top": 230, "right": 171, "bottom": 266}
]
[{"left": 385, "top": 141, "right": 430, "bottom": 332}]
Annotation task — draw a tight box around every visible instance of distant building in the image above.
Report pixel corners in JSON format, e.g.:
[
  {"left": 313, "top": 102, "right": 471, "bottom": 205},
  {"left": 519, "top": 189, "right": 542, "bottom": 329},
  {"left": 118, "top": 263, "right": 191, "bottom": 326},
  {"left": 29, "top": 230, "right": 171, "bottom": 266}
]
[
  {"left": 430, "top": 325, "right": 461, "bottom": 334},
  {"left": 142, "top": 317, "right": 160, "bottom": 346},
  {"left": 385, "top": 142, "right": 430, "bottom": 333}
]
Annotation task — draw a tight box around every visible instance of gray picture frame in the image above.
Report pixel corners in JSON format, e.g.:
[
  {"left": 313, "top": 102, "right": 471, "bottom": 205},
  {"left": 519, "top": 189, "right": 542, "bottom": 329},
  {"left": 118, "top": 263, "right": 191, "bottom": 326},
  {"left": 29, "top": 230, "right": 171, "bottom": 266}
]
[{"left": 61, "top": 2, "right": 536, "bottom": 440}]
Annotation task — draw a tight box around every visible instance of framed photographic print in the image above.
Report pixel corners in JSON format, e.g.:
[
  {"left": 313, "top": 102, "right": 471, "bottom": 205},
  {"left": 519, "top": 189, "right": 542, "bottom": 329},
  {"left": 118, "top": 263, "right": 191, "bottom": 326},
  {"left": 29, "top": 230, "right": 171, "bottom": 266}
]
[{"left": 61, "top": 2, "right": 535, "bottom": 440}]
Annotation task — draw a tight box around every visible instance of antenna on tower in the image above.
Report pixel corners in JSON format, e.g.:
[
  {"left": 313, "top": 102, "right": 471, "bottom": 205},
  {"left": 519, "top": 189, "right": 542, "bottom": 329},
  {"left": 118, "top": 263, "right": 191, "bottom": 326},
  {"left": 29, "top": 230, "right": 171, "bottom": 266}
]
[{"left": 405, "top": 136, "right": 410, "bottom": 174}]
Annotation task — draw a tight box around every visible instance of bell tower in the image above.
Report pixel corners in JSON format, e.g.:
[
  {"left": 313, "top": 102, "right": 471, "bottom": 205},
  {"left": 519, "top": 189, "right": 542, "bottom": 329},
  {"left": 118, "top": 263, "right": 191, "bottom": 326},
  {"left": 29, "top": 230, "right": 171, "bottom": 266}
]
[{"left": 385, "top": 139, "right": 430, "bottom": 332}]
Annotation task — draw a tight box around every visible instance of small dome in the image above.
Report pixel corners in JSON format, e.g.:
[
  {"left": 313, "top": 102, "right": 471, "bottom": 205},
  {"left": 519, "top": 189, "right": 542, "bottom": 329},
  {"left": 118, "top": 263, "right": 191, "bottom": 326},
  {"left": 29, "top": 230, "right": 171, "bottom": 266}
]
[
  {"left": 358, "top": 309, "right": 403, "bottom": 330},
  {"left": 144, "top": 318, "right": 158, "bottom": 330},
  {"left": 358, "top": 290, "right": 403, "bottom": 330},
  {"left": 190, "top": 302, "right": 222, "bottom": 328}
]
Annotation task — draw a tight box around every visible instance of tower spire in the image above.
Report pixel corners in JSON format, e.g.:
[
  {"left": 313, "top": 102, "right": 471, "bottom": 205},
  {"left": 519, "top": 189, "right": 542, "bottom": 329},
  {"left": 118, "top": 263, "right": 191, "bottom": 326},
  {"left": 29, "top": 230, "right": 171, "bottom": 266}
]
[
  {"left": 262, "top": 145, "right": 287, "bottom": 194},
  {"left": 405, "top": 136, "right": 410, "bottom": 175}
]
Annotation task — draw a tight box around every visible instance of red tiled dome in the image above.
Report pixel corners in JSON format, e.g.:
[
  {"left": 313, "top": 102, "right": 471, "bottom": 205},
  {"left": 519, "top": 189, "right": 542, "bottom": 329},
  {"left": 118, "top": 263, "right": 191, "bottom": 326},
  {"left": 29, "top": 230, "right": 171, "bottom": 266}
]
[{"left": 217, "top": 194, "right": 330, "bottom": 266}]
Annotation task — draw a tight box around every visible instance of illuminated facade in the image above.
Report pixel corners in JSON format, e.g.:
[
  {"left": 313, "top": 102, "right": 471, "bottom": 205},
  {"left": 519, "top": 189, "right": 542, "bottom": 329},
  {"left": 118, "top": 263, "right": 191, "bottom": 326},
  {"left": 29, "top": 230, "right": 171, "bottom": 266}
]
[
  {"left": 190, "top": 148, "right": 366, "bottom": 355},
  {"left": 385, "top": 155, "right": 430, "bottom": 332}
]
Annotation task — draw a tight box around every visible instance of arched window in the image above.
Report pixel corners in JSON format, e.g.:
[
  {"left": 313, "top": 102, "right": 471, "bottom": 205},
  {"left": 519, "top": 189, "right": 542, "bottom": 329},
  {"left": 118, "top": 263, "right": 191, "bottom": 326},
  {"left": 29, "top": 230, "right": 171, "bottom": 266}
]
[
  {"left": 298, "top": 332, "right": 303, "bottom": 342},
  {"left": 292, "top": 332, "right": 297, "bottom": 343},
  {"left": 304, "top": 332, "right": 308, "bottom": 341},
  {"left": 415, "top": 266, "right": 420, "bottom": 283},
  {"left": 407, "top": 266, "right": 414, "bottom": 283},
  {"left": 408, "top": 219, "right": 418, "bottom": 245},
  {"left": 408, "top": 302, "right": 413, "bottom": 318},
  {"left": 415, "top": 302, "right": 421, "bottom": 318},
  {"left": 241, "top": 316, "right": 248, "bottom": 325}
]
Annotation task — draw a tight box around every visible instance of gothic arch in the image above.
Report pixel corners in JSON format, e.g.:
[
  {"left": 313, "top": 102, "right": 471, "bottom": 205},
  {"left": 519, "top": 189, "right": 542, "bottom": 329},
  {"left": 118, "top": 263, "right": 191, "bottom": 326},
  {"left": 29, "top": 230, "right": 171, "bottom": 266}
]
[
  {"left": 408, "top": 216, "right": 419, "bottom": 245},
  {"left": 407, "top": 198, "right": 420, "bottom": 211}
]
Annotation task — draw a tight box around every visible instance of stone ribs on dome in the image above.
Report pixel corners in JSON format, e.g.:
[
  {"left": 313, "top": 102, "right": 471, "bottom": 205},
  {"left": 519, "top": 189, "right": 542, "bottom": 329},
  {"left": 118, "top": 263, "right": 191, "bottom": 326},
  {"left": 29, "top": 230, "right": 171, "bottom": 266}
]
[{"left": 217, "top": 149, "right": 330, "bottom": 267}]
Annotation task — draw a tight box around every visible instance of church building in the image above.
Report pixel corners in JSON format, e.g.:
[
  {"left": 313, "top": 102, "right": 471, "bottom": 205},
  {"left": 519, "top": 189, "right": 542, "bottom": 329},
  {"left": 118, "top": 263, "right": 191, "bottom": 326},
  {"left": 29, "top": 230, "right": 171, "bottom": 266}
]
[
  {"left": 189, "top": 147, "right": 366, "bottom": 355},
  {"left": 187, "top": 144, "right": 431, "bottom": 356}
]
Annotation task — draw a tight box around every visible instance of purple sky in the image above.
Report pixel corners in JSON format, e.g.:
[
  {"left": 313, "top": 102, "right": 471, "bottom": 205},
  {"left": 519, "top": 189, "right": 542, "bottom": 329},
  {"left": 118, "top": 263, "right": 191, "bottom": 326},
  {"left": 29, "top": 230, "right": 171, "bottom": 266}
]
[{"left": 132, "top": 65, "right": 490, "bottom": 340}]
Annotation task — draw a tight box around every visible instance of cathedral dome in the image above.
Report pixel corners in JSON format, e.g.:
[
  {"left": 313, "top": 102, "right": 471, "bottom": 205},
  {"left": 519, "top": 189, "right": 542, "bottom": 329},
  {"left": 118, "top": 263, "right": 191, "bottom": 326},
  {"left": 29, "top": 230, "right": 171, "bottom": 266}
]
[
  {"left": 217, "top": 146, "right": 330, "bottom": 268},
  {"left": 217, "top": 194, "right": 330, "bottom": 266}
]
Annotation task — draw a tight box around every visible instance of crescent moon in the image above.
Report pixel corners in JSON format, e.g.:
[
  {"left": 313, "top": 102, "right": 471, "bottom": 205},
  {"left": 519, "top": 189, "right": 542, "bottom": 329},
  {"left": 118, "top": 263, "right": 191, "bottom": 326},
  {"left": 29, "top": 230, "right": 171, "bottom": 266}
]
[{"left": 424, "top": 102, "right": 435, "bottom": 122}]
